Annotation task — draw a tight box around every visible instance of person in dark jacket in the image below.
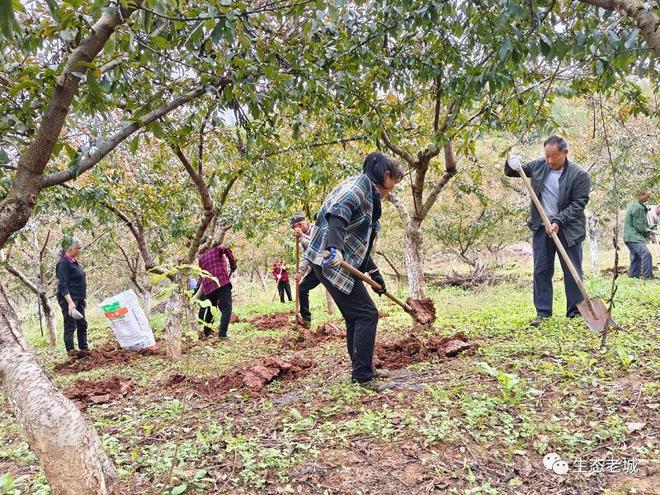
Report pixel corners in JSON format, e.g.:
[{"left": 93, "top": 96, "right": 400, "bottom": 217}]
[
  {"left": 505, "top": 135, "right": 591, "bottom": 326},
  {"left": 623, "top": 190, "right": 655, "bottom": 279},
  {"left": 306, "top": 152, "right": 404, "bottom": 391},
  {"left": 291, "top": 213, "right": 319, "bottom": 328},
  {"left": 56, "top": 236, "right": 89, "bottom": 358}
]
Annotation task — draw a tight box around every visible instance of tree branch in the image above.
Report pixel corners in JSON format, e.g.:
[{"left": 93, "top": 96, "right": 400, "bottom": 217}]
[
  {"left": 41, "top": 81, "right": 228, "bottom": 188},
  {"left": 0, "top": 2, "right": 140, "bottom": 248},
  {"left": 386, "top": 192, "right": 411, "bottom": 226},
  {"left": 171, "top": 144, "right": 216, "bottom": 263},
  {"left": 419, "top": 141, "right": 458, "bottom": 220},
  {"left": 380, "top": 129, "right": 416, "bottom": 167},
  {"left": 579, "top": 0, "right": 659, "bottom": 56}
]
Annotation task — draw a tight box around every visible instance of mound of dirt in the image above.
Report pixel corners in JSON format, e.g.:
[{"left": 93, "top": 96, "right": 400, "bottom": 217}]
[
  {"left": 54, "top": 343, "right": 164, "bottom": 375},
  {"left": 373, "top": 332, "right": 470, "bottom": 370},
  {"left": 282, "top": 322, "right": 344, "bottom": 350},
  {"left": 64, "top": 376, "right": 133, "bottom": 411},
  {"left": 165, "top": 356, "right": 313, "bottom": 398},
  {"left": 406, "top": 298, "right": 436, "bottom": 327},
  {"left": 249, "top": 312, "right": 293, "bottom": 330}
]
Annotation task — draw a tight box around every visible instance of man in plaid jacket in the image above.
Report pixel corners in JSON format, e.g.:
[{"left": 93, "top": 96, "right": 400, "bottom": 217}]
[{"left": 306, "top": 152, "right": 404, "bottom": 391}]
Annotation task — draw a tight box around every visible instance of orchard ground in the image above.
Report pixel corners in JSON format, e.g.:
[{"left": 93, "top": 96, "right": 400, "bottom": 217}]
[{"left": 0, "top": 250, "right": 658, "bottom": 495}]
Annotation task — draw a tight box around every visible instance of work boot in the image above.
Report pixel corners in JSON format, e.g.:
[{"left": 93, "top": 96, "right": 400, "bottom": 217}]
[
  {"left": 529, "top": 316, "right": 549, "bottom": 327},
  {"left": 300, "top": 319, "right": 311, "bottom": 329},
  {"left": 78, "top": 350, "right": 91, "bottom": 359},
  {"left": 67, "top": 350, "right": 79, "bottom": 359},
  {"left": 357, "top": 379, "right": 395, "bottom": 392},
  {"left": 373, "top": 368, "right": 391, "bottom": 379}
]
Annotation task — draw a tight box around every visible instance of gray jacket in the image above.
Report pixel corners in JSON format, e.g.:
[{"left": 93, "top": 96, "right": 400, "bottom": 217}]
[{"left": 505, "top": 158, "right": 591, "bottom": 247}]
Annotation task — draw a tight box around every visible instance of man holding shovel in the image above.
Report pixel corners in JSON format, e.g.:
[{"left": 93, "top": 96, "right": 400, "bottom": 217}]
[
  {"left": 291, "top": 213, "right": 319, "bottom": 329},
  {"left": 505, "top": 136, "right": 591, "bottom": 327},
  {"left": 305, "top": 152, "right": 405, "bottom": 392}
]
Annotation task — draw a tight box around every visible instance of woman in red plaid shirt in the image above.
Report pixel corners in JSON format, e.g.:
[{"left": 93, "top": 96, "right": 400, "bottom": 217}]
[
  {"left": 272, "top": 259, "right": 292, "bottom": 303},
  {"left": 197, "top": 242, "right": 237, "bottom": 340}
]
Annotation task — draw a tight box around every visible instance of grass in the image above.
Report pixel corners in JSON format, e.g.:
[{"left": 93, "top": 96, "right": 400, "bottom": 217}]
[{"left": 0, "top": 260, "right": 658, "bottom": 494}]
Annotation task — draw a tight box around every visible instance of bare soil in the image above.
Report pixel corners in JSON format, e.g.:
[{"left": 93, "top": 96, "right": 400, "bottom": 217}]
[
  {"left": 164, "top": 356, "right": 314, "bottom": 398},
  {"left": 64, "top": 376, "right": 133, "bottom": 411},
  {"left": 54, "top": 343, "right": 163, "bottom": 375},
  {"left": 374, "top": 332, "right": 471, "bottom": 369}
]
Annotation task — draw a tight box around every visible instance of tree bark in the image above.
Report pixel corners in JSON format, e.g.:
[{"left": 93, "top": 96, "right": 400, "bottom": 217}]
[
  {"left": 164, "top": 287, "right": 183, "bottom": 360},
  {"left": 403, "top": 220, "right": 425, "bottom": 300},
  {"left": 579, "top": 0, "right": 659, "bottom": 57},
  {"left": 3, "top": 262, "right": 58, "bottom": 347},
  {"left": 0, "top": 284, "right": 118, "bottom": 494}
]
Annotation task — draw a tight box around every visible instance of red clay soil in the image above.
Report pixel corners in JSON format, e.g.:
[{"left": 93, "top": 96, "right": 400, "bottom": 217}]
[
  {"left": 54, "top": 342, "right": 163, "bottom": 375},
  {"left": 281, "top": 322, "right": 344, "bottom": 350},
  {"left": 406, "top": 297, "right": 437, "bottom": 327},
  {"left": 64, "top": 376, "right": 133, "bottom": 411},
  {"left": 165, "top": 356, "right": 313, "bottom": 398},
  {"left": 373, "top": 332, "right": 471, "bottom": 370},
  {"left": 249, "top": 312, "right": 293, "bottom": 330}
]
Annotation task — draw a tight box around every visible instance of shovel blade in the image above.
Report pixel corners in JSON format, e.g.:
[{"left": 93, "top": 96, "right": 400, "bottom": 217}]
[{"left": 577, "top": 298, "right": 612, "bottom": 332}]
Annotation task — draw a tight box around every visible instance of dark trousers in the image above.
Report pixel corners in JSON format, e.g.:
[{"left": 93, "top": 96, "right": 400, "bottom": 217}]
[
  {"left": 532, "top": 227, "right": 584, "bottom": 318},
  {"left": 198, "top": 284, "right": 233, "bottom": 337},
  {"left": 277, "top": 280, "right": 292, "bottom": 302},
  {"left": 313, "top": 265, "right": 379, "bottom": 382},
  {"left": 59, "top": 299, "right": 88, "bottom": 352},
  {"left": 299, "top": 270, "right": 321, "bottom": 322},
  {"left": 625, "top": 242, "right": 653, "bottom": 279}
]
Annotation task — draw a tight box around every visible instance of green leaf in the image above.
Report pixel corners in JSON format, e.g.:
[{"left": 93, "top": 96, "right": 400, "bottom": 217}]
[
  {"left": 171, "top": 483, "right": 188, "bottom": 495},
  {"left": 152, "top": 36, "right": 170, "bottom": 49},
  {"left": 0, "top": 148, "right": 9, "bottom": 164},
  {"left": 0, "top": 0, "right": 19, "bottom": 38},
  {"left": 86, "top": 71, "right": 104, "bottom": 103},
  {"left": 129, "top": 136, "right": 139, "bottom": 155}
]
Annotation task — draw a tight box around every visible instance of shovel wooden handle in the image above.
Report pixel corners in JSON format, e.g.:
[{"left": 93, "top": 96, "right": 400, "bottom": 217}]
[
  {"left": 516, "top": 168, "right": 593, "bottom": 308},
  {"left": 294, "top": 237, "right": 300, "bottom": 319},
  {"left": 333, "top": 258, "right": 414, "bottom": 313}
]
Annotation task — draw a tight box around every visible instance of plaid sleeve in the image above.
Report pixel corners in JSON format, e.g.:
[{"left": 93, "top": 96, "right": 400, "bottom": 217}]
[{"left": 325, "top": 177, "right": 368, "bottom": 223}]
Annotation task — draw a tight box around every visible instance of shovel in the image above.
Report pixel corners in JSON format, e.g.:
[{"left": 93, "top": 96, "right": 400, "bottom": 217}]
[
  {"left": 516, "top": 167, "right": 613, "bottom": 332},
  {"left": 321, "top": 251, "right": 413, "bottom": 313},
  {"left": 294, "top": 235, "right": 302, "bottom": 324}
]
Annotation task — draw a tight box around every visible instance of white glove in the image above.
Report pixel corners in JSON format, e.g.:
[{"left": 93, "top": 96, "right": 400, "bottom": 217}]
[
  {"left": 69, "top": 307, "right": 84, "bottom": 320},
  {"left": 508, "top": 155, "right": 523, "bottom": 171}
]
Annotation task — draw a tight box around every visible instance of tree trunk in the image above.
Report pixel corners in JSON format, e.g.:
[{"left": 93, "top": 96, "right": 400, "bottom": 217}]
[
  {"left": 587, "top": 214, "right": 600, "bottom": 274},
  {"left": 164, "top": 288, "right": 183, "bottom": 360},
  {"left": 403, "top": 221, "right": 425, "bottom": 299},
  {"left": 40, "top": 293, "right": 58, "bottom": 347},
  {"left": 0, "top": 284, "right": 118, "bottom": 495},
  {"left": 324, "top": 288, "right": 336, "bottom": 315}
]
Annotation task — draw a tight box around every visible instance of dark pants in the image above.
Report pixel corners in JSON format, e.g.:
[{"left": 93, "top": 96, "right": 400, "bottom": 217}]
[
  {"left": 59, "top": 299, "right": 88, "bottom": 352},
  {"left": 277, "top": 280, "right": 292, "bottom": 303},
  {"left": 198, "top": 284, "right": 233, "bottom": 337},
  {"left": 625, "top": 242, "right": 653, "bottom": 279},
  {"left": 532, "top": 227, "right": 584, "bottom": 318},
  {"left": 299, "top": 270, "right": 321, "bottom": 322},
  {"left": 313, "top": 265, "right": 379, "bottom": 382}
]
